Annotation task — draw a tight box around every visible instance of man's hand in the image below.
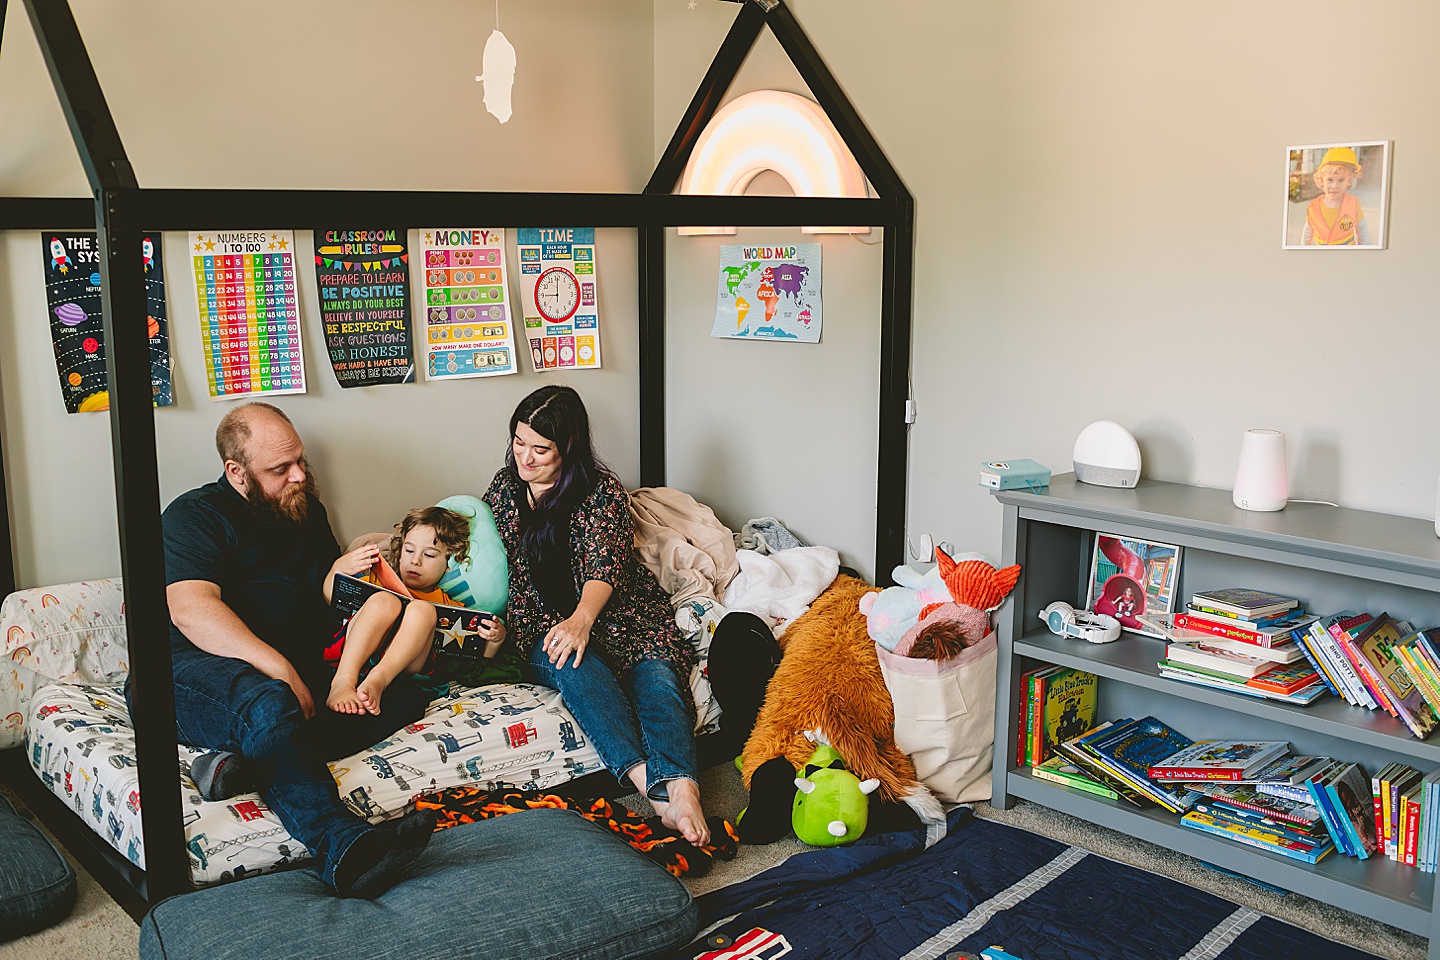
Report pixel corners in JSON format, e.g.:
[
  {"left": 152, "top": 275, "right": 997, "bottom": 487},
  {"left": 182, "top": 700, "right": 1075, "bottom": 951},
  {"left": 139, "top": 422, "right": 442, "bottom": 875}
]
[
  {"left": 274, "top": 663, "right": 316, "bottom": 719},
  {"left": 332, "top": 543, "right": 380, "bottom": 578}
]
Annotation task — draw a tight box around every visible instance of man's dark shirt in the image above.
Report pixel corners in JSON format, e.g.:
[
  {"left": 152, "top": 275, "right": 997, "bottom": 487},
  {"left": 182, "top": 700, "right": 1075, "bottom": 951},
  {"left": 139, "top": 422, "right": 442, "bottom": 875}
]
[{"left": 162, "top": 474, "right": 341, "bottom": 668}]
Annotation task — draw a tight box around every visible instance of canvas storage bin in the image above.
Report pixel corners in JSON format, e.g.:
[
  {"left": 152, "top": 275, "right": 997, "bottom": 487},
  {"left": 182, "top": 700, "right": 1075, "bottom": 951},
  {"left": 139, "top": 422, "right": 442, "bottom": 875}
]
[{"left": 876, "top": 632, "right": 996, "bottom": 803}]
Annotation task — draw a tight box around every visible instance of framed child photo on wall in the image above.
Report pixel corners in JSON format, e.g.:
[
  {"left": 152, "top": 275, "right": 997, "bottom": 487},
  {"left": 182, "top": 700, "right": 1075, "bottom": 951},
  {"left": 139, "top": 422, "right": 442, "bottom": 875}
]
[
  {"left": 1085, "top": 534, "right": 1182, "bottom": 639},
  {"left": 1282, "top": 140, "right": 1391, "bottom": 249}
]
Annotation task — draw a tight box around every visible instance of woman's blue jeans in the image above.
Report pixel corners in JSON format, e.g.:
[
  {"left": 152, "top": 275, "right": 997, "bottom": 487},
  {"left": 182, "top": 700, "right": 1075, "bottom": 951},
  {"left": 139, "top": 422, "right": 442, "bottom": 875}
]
[{"left": 526, "top": 645, "right": 696, "bottom": 801}]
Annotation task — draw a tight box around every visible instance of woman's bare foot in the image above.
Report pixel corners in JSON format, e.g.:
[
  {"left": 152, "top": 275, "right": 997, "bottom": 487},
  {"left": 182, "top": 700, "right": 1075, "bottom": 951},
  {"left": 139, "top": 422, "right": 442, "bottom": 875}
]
[
  {"left": 327, "top": 677, "right": 365, "bottom": 714},
  {"left": 658, "top": 778, "right": 709, "bottom": 846},
  {"left": 355, "top": 675, "right": 387, "bottom": 716}
]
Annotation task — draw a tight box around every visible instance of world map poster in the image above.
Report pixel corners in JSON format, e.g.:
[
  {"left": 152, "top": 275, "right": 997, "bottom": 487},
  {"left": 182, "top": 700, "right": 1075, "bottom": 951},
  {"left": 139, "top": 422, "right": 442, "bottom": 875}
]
[
  {"left": 710, "top": 242, "right": 822, "bottom": 343},
  {"left": 41, "top": 232, "right": 172, "bottom": 414}
]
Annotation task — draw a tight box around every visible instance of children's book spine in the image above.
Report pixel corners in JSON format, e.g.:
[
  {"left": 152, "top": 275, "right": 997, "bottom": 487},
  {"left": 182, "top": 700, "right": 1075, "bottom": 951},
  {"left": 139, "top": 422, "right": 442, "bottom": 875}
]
[
  {"left": 1188, "top": 604, "right": 1304, "bottom": 628},
  {"left": 1194, "top": 802, "right": 1329, "bottom": 845},
  {"left": 1306, "top": 778, "right": 1354, "bottom": 857},
  {"left": 1405, "top": 793, "right": 1423, "bottom": 866},
  {"left": 1030, "top": 670, "right": 1049, "bottom": 765},
  {"left": 1290, "top": 628, "right": 1343, "bottom": 697},
  {"left": 1210, "top": 794, "right": 1321, "bottom": 827},
  {"left": 1333, "top": 618, "right": 1397, "bottom": 715},
  {"left": 1021, "top": 670, "right": 1036, "bottom": 766},
  {"left": 1325, "top": 772, "right": 1373, "bottom": 859},
  {"left": 1173, "top": 612, "right": 1277, "bottom": 647},
  {"left": 1370, "top": 765, "right": 1382, "bottom": 857},
  {"left": 1372, "top": 763, "right": 1394, "bottom": 860},
  {"left": 1380, "top": 765, "right": 1398, "bottom": 858},
  {"left": 1394, "top": 640, "right": 1440, "bottom": 718},
  {"left": 1180, "top": 812, "right": 1330, "bottom": 864},
  {"left": 1311, "top": 620, "right": 1377, "bottom": 709},
  {"left": 1392, "top": 641, "right": 1437, "bottom": 710},
  {"left": 1031, "top": 763, "right": 1119, "bottom": 800}
]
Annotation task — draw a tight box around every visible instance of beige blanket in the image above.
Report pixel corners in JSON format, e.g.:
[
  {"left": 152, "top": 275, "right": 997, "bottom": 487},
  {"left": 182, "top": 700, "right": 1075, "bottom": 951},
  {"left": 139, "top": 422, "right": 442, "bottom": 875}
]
[{"left": 629, "top": 487, "right": 739, "bottom": 608}]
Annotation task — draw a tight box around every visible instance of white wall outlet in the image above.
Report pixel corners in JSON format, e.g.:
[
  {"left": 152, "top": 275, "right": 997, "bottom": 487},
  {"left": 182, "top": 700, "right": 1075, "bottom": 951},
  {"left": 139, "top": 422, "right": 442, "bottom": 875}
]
[{"left": 918, "top": 533, "right": 934, "bottom": 562}]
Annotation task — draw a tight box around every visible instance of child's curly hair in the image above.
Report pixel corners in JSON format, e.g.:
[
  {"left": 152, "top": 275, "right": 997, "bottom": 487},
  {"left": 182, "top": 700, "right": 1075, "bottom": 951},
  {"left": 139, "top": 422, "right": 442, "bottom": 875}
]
[{"left": 390, "top": 506, "right": 471, "bottom": 567}]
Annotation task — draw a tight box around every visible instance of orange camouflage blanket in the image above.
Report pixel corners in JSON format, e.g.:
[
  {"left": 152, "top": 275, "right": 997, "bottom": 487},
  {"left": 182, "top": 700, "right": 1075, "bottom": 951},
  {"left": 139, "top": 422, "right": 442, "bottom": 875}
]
[{"left": 415, "top": 786, "right": 738, "bottom": 878}]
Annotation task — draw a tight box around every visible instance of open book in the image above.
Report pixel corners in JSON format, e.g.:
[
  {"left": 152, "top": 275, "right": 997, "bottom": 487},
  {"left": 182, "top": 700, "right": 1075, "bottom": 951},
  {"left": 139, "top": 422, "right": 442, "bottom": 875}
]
[{"left": 331, "top": 555, "right": 496, "bottom": 661}]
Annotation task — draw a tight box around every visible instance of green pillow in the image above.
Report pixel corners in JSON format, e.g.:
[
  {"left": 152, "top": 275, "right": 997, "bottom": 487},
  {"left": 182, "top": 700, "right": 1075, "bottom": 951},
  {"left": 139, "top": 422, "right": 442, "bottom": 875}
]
[{"left": 435, "top": 495, "right": 508, "bottom": 616}]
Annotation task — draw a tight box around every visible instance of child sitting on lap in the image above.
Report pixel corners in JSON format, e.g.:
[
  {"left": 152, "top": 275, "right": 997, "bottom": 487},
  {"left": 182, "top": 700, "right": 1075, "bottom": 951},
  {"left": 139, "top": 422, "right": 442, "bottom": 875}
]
[{"left": 323, "top": 506, "right": 506, "bottom": 715}]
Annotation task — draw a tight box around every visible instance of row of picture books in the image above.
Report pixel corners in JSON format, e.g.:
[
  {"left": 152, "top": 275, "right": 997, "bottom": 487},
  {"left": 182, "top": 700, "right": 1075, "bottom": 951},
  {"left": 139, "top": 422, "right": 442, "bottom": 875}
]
[
  {"left": 1140, "top": 587, "right": 1440, "bottom": 740},
  {"left": 1018, "top": 663, "right": 1440, "bottom": 870}
]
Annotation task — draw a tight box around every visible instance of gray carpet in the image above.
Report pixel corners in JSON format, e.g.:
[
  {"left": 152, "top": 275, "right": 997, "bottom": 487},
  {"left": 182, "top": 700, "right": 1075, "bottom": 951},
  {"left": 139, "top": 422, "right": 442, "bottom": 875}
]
[{"left": 2, "top": 766, "right": 1430, "bottom": 960}]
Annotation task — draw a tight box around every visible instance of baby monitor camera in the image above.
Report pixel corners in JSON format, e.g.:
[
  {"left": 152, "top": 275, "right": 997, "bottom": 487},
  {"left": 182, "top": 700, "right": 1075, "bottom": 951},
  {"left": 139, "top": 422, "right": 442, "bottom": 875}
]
[{"left": 1038, "top": 601, "right": 1122, "bottom": 644}]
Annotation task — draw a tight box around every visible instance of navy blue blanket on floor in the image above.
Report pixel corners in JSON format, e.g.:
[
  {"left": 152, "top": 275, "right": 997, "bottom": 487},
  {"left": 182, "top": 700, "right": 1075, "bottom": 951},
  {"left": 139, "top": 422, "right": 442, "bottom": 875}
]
[{"left": 668, "top": 808, "right": 1382, "bottom": 960}]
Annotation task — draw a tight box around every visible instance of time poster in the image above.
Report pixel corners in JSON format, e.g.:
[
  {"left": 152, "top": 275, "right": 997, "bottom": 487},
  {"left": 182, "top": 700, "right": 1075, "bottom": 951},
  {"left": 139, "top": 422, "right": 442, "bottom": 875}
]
[
  {"left": 417, "top": 228, "right": 519, "bottom": 380},
  {"left": 42, "top": 232, "right": 173, "bottom": 414},
  {"left": 314, "top": 228, "right": 415, "bottom": 387},
  {"left": 516, "top": 227, "right": 602, "bottom": 372}
]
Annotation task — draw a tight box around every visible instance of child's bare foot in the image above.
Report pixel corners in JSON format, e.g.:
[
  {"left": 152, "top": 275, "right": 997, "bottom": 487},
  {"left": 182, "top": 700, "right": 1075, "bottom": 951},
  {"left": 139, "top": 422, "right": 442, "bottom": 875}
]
[
  {"left": 355, "top": 675, "right": 387, "bottom": 716},
  {"left": 658, "top": 779, "right": 709, "bottom": 846},
  {"left": 327, "top": 678, "right": 365, "bottom": 714}
]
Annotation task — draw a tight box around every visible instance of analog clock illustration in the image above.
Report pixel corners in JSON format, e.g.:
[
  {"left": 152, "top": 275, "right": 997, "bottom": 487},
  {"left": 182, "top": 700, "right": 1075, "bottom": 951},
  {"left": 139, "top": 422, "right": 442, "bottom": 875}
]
[{"left": 534, "top": 266, "right": 581, "bottom": 323}]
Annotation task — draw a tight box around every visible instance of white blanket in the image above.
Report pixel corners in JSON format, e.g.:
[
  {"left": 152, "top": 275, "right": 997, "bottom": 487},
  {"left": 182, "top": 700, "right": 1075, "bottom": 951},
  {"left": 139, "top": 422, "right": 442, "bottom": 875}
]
[{"left": 721, "top": 546, "right": 840, "bottom": 635}]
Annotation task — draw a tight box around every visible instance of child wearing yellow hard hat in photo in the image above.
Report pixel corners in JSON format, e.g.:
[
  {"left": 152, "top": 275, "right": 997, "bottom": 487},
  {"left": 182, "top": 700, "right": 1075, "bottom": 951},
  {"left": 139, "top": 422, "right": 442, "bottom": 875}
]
[{"left": 1303, "top": 146, "right": 1370, "bottom": 245}]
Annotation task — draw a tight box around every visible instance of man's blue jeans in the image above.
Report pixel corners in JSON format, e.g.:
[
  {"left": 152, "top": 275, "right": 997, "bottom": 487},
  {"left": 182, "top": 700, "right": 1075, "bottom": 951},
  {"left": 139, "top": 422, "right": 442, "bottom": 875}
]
[
  {"left": 527, "top": 646, "right": 696, "bottom": 801},
  {"left": 128, "top": 646, "right": 428, "bottom": 888}
]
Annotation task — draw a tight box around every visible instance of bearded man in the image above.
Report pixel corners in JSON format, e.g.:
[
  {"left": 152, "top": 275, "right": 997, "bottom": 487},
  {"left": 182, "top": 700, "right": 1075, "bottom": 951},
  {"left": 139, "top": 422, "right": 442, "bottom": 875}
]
[{"left": 133, "top": 402, "right": 435, "bottom": 897}]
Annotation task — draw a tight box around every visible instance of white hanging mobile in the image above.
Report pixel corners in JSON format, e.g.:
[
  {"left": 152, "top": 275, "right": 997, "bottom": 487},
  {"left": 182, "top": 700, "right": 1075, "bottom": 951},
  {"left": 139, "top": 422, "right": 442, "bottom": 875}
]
[{"left": 477, "top": 0, "right": 516, "bottom": 124}]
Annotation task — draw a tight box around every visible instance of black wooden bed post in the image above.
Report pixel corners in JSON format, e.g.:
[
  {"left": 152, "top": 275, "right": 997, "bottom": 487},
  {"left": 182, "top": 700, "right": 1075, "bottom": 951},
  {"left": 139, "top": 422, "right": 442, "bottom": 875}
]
[
  {"left": 22, "top": 0, "right": 190, "bottom": 901},
  {"left": 645, "top": 0, "right": 915, "bottom": 580},
  {"left": 640, "top": 1, "right": 767, "bottom": 490}
]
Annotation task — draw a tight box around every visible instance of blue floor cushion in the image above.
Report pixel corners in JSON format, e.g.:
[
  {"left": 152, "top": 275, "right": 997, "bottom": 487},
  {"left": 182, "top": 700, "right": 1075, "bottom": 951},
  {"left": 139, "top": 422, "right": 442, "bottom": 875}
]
[
  {"left": 0, "top": 793, "right": 77, "bottom": 942},
  {"left": 140, "top": 807, "right": 698, "bottom": 960}
]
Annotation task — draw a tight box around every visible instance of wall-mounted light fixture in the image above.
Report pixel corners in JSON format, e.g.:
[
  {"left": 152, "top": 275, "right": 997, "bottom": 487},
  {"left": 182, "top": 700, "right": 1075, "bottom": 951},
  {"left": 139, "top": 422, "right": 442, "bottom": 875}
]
[{"left": 677, "top": 89, "right": 869, "bottom": 235}]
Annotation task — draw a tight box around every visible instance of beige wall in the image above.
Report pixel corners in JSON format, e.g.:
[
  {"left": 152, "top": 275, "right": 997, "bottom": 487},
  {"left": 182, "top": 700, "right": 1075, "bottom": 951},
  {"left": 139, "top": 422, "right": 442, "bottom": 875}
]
[
  {"left": 657, "top": 0, "right": 1440, "bottom": 571},
  {"left": 6, "top": 0, "right": 1440, "bottom": 588},
  {"left": 0, "top": 0, "right": 654, "bottom": 588}
]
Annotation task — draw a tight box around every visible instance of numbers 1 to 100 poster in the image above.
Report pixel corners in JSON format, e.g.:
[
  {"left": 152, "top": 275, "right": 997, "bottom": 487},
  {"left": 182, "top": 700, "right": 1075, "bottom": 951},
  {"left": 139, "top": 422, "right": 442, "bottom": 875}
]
[
  {"left": 190, "top": 231, "right": 306, "bottom": 400},
  {"left": 517, "top": 227, "right": 601, "bottom": 372},
  {"left": 418, "top": 228, "right": 518, "bottom": 380}
]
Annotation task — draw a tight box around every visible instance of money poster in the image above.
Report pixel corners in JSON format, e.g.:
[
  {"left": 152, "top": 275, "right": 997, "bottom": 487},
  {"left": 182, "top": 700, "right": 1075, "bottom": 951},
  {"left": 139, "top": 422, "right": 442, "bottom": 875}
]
[
  {"left": 189, "top": 231, "right": 306, "bottom": 400},
  {"left": 418, "top": 228, "right": 518, "bottom": 380},
  {"left": 516, "top": 227, "right": 601, "bottom": 371}
]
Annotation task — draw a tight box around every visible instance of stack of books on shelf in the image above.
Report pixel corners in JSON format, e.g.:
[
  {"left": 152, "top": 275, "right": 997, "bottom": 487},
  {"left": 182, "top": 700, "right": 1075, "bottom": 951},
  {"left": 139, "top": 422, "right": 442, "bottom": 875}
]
[
  {"left": 1370, "top": 764, "right": 1440, "bottom": 872},
  {"left": 1052, "top": 716, "right": 1201, "bottom": 813},
  {"left": 1155, "top": 749, "right": 1332, "bottom": 863},
  {"left": 1145, "top": 589, "right": 1326, "bottom": 705},
  {"left": 1290, "top": 609, "right": 1440, "bottom": 739},
  {"left": 1015, "top": 664, "right": 1098, "bottom": 768}
]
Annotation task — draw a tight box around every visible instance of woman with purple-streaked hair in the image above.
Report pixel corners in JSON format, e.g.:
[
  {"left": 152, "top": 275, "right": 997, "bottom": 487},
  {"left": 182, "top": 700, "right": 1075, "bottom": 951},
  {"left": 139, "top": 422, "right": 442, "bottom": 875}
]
[{"left": 482, "top": 385, "right": 710, "bottom": 845}]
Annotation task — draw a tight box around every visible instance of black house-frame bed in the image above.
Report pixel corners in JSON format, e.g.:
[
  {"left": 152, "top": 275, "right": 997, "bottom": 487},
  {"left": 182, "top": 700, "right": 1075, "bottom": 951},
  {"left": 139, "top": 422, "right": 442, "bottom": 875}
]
[{"left": 0, "top": 0, "right": 913, "bottom": 907}]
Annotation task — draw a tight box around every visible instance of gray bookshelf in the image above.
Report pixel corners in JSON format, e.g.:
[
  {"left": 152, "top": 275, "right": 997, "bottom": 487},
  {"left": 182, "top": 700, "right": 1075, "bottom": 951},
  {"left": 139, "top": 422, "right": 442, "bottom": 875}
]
[{"left": 990, "top": 474, "right": 1440, "bottom": 955}]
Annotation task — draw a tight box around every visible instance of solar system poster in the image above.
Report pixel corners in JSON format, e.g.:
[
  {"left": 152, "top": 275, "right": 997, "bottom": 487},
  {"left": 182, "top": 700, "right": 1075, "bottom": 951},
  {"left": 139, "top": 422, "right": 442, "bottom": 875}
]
[
  {"left": 314, "top": 228, "right": 415, "bottom": 387},
  {"left": 516, "top": 227, "right": 602, "bottom": 372},
  {"left": 418, "top": 228, "right": 519, "bottom": 380},
  {"left": 41, "top": 232, "right": 172, "bottom": 414}
]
